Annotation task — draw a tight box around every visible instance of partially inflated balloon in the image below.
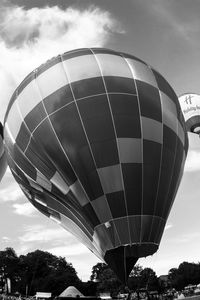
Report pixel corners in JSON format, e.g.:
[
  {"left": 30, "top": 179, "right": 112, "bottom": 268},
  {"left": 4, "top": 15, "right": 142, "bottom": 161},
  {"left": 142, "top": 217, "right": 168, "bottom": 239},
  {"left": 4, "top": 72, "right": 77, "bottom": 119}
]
[
  {"left": 4, "top": 48, "right": 188, "bottom": 282},
  {"left": 0, "top": 123, "right": 7, "bottom": 181},
  {"left": 179, "top": 93, "right": 200, "bottom": 135}
]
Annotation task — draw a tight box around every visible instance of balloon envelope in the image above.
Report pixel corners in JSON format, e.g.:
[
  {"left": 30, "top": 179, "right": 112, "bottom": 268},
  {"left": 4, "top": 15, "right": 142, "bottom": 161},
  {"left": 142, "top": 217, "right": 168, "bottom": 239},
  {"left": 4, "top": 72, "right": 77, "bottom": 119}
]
[
  {"left": 4, "top": 48, "right": 188, "bottom": 282},
  {"left": 0, "top": 122, "right": 7, "bottom": 181},
  {"left": 179, "top": 93, "right": 200, "bottom": 134}
]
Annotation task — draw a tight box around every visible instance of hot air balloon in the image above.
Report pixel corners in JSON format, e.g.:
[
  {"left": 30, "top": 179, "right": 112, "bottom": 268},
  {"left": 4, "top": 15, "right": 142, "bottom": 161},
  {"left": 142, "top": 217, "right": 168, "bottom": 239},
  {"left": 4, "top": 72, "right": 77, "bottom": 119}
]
[
  {"left": 4, "top": 48, "right": 188, "bottom": 283},
  {"left": 0, "top": 122, "right": 7, "bottom": 181},
  {"left": 179, "top": 93, "right": 200, "bottom": 135}
]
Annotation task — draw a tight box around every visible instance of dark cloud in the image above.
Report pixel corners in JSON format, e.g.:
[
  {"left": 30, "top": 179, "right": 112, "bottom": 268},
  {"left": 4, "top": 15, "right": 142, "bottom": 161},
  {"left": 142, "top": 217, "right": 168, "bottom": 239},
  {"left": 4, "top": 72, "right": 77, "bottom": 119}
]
[{"left": 3, "top": 0, "right": 84, "bottom": 9}]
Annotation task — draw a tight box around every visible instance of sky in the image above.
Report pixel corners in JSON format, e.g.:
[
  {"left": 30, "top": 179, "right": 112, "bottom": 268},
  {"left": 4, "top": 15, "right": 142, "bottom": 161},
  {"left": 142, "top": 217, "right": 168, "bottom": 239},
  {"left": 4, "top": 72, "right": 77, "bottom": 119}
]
[{"left": 1, "top": 0, "right": 200, "bottom": 283}]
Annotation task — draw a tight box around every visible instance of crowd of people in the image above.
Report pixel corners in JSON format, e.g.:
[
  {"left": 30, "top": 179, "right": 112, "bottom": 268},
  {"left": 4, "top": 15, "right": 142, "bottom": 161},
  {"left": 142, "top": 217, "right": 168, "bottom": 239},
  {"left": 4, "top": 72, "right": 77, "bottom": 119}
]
[
  {"left": 0, "top": 285, "right": 200, "bottom": 300},
  {"left": 117, "top": 287, "right": 200, "bottom": 300}
]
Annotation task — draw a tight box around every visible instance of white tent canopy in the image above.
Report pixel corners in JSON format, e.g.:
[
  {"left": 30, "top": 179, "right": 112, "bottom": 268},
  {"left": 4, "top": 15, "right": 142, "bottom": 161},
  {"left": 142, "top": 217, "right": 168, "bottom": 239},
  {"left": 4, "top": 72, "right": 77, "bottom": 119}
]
[{"left": 59, "top": 286, "right": 84, "bottom": 298}]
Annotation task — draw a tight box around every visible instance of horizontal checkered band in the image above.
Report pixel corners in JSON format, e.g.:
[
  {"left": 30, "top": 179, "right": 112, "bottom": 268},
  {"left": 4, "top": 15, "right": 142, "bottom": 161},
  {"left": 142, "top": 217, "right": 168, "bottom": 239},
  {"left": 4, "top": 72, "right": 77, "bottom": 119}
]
[{"left": 4, "top": 47, "right": 188, "bottom": 263}]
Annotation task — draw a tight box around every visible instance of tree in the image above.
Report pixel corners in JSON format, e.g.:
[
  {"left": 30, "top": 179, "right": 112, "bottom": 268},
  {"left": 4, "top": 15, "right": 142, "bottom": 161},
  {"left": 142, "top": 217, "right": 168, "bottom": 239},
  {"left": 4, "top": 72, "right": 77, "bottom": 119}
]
[
  {"left": 139, "top": 268, "right": 159, "bottom": 291},
  {"left": 90, "top": 263, "right": 108, "bottom": 282},
  {"left": 97, "top": 267, "right": 122, "bottom": 296},
  {"left": 128, "top": 266, "right": 159, "bottom": 291},
  {"left": 168, "top": 268, "right": 179, "bottom": 289},
  {"left": 128, "top": 264, "right": 143, "bottom": 290},
  {"left": 129, "top": 264, "right": 143, "bottom": 278},
  {"left": 17, "top": 250, "right": 80, "bottom": 296},
  {"left": 90, "top": 263, "right": 122, "bottom": 296},
  {"left": 168, "top": 262, "right": 200, "bottom": 290},
  {"left": 0, "top": 247, "right": 20, "bottom": 293}
]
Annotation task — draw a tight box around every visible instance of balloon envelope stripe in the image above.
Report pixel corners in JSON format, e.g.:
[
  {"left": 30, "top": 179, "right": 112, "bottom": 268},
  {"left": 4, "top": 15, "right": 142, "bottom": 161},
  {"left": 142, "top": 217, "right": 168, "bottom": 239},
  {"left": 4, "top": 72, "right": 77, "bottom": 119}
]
[
  {"left": 122, "top": 163, "right": 142, "bottom": 215},
  {"left": 91, "top": 49, "right": 132, "bottom": 245},
  {"left": 117, "top": 138, "right": 142, "bottom": 163},
  {"left": 5, "top": 77, "right": 186, "bottom": 147},
  {"left": 143, "top": 141, "right": 162, "bottom": 215},
  {"left": 152, "top": 69, "right": 180, "bottom": 113},
  {"left": 137, "top": 80, "right": 162, "bottom": 123},
  {"left": 126, "top": 58, "right": 158, "bottom": 88},
  {"left": 109, "top": 94, "right": 141, "bottom": 138},
  {"left": 91, "top": 195, "right": 113, "bottom": 224},
  {"left": 142, "top": 117, "right": 162, "bottom": 144}
]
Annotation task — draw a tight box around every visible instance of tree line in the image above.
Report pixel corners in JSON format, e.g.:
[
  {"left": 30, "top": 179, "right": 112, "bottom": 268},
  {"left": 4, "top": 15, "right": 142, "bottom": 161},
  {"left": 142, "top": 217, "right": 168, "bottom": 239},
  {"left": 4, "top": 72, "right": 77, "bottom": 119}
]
[{"left": 0, "top": 247, "right": 200, "bottom": 296}]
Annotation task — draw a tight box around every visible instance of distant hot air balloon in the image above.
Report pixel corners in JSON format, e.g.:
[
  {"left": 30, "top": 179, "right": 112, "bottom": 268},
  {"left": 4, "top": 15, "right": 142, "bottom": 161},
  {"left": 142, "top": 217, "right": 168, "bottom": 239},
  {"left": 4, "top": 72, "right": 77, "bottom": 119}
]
[
  {"left": 4, "top": 48, "right": 188, "bottom": 283},
  {"left": 179, "top": 93, "right": 200, "bottom": 135},
  {"left": 0, "top": 122, "right": 7, "bottom": 181}
]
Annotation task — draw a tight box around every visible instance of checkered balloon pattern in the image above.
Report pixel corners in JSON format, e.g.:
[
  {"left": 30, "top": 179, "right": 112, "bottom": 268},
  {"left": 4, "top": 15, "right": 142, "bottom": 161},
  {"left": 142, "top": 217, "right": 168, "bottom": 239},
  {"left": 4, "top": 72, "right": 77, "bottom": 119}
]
[{"left": 4, "top": 48, "right": 188, "bottom": 282}]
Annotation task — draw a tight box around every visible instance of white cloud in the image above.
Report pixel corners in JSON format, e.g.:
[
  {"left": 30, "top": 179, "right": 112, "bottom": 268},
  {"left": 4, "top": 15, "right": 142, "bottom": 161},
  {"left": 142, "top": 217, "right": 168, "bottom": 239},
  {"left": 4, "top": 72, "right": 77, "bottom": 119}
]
[
  {"left": 16, "top": 244, "right": 32, "bottom": 255},
  {"left": 140, "top": 254, "right": 183, "bottom": 276},
  {"left": 2, "top": 236, "right": 10, "bottom": 242},
  {"left": 184, "top": 150, "right": 200, "bottom": 172},
  {"left": 12, "top": 202, "right": 37, "bottom": 216},
  {"left": 0, "top": 4, "right": 122, "bottom": 122},
  {"left": 19, "top": 224, "right": 70, "bottom": 243},
  {"left": 164, "top": 223, "right": 173, "bottom": 231},
  {"left": 48, "top": 244, "right": 100, "bottom": 281},
  {"left": 0, "top": 169, "right": 38, "bottom": 216},
  {"left": 0, "top": 5, "right": 122, "bottom": 49},
  {"left": 170, "top": 232, "right": 200, "bottom": 244},
  {"left": 48, "top": 243, "right": 89, "bottom": 257},
  {"left": 0, "top": 169, "right": 24, "bottom": 202},
  {"left": 0, "top": 184, "right": 22, "bottom": 202},
  {"left": 16, "top": 223, "right": 98, "bottom": 280}
]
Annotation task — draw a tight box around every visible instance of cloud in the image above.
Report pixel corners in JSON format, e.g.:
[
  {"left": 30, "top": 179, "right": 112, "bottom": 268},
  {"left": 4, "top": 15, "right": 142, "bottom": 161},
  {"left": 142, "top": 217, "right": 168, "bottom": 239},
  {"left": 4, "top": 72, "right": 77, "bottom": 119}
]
[
  {"left": 16, "top": 244, "right": 32, "bottom": 255},
  {"left": 0, "top": 186, "right": 23, "bottom": 202},
  {"left": 19, "top": 224, "right": 70, "bottom": 243},
  {"left": 16, "top": 223, "right": 98, "bottom": 279},
  {"left": 184, "top": 150, "right": 200, "bottom": 172},
  {"left": 19, "top": 224, "right": 92, "bottom": 257},
  {"left": 0, "top": 169, "right": 24, "bottom": 202},
  {"left": 0, "top": 4, "right": 122, "bottom": 122},
  {"left": 0, "top": 5, "right": 123, "bottom": 48},
  {"left": 1, "top": 236, "right": 10, "bottom": 242},
  {"left": 48, "top": 244, "right": 100, "bottom": 281},
  {"left": 12, "top": 202, "right": 37, "bottom": 216},
  {"left": 0, "top": 169, "right": 38, "bottom": 216},
  {"left": 170, "top": 232, "right": 200, "bottom": 244},
  {"left": 164, "top": 223, "right": 173, "bottom": 231},
  {"left": 48, "top": 243, "right": 89, "bottom": 257},
  {"left": 142, "top": 0, "right": 200, "bottom": 43},
  {"left": 140, "top": 254, "right": 183, "bottom": 276}
]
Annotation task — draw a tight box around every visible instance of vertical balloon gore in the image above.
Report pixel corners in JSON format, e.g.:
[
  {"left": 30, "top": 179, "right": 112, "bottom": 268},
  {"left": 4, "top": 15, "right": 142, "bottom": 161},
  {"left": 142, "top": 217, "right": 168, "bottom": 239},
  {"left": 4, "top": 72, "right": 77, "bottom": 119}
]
[
  {"left": 4, "top": 48, "right": 188, "bottom": 283},
  {"left": 104, "top": 243, "right": 158, "bottom": 283},
  {"left": 104, "top": 247, "right": 138, "bottom": 283},
  {"left": 0, "top": 122, "right": 3, "bottom": 137},
  {"left": 0, "top": 122, "right": 7, "bottom": 181}
]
